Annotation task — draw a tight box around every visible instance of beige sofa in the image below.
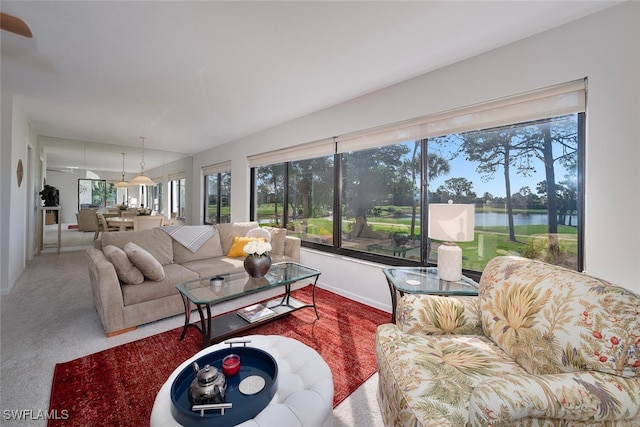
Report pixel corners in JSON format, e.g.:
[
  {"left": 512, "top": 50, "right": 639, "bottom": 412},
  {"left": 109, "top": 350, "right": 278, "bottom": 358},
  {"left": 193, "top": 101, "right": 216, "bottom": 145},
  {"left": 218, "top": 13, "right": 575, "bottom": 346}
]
[
  {"left": 376, "top": 256, "right": 640, "bottom": 426},
  {"left": 86, "top": 222, "right": 300, "bottom": 336}
]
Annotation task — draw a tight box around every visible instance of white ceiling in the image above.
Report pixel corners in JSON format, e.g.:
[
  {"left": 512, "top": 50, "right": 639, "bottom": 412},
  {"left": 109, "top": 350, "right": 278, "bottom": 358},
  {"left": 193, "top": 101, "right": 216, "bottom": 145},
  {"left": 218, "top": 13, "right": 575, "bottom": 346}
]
[{"left": 1, "top": 1, "right": 620, "bottom": 173}]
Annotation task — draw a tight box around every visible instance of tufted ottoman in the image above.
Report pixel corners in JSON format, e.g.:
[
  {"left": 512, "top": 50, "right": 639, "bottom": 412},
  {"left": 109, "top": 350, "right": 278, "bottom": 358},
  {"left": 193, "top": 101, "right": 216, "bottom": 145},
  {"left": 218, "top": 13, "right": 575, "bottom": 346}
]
[{"left": 150, "top": 335, "right": 334, "bottom": 427}]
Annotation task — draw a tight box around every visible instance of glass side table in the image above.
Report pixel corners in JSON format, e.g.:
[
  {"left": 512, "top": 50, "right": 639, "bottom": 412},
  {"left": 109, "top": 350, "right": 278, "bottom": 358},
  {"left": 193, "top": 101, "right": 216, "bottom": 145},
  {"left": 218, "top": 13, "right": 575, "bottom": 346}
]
[{"left": 382, "top": 267, "right": 479, "bottom": 323}]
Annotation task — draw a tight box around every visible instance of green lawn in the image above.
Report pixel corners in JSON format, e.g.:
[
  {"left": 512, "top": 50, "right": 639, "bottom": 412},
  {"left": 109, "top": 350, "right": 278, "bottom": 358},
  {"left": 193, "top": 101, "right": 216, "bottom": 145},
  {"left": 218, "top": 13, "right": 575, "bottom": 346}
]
[{"left": 257, "top": 204, "right": 579, "bottom": 270}]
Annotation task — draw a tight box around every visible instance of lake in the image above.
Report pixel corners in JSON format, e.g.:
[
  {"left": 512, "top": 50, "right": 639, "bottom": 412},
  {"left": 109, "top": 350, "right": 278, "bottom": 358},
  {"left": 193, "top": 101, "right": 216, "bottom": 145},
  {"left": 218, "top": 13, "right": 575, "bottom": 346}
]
[{"left": 476, "top": 212, "right": 578, "bottom": 227}]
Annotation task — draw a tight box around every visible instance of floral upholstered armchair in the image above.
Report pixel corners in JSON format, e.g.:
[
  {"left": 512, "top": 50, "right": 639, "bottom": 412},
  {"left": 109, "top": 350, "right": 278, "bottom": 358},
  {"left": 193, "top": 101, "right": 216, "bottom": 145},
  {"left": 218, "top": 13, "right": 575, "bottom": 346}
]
[{"left": 375, "top": 256, "right": 640, "bottom": 426}]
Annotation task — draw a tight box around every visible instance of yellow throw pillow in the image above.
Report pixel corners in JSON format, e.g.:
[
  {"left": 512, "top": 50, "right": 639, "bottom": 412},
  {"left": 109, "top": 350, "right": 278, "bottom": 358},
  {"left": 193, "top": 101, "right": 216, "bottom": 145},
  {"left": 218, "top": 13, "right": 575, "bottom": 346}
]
[{"left": 227, "top": 236, "right": 264, "bottom": 257}]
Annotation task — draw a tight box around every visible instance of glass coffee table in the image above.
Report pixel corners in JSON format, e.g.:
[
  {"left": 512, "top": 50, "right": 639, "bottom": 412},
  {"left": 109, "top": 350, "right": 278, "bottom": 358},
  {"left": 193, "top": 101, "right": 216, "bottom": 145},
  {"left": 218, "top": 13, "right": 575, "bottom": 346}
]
[
  {"left": 382, "top": 267, "right": 479, "bottom": 322},
  {"left": 176, "top": 262, "right": 321, "bottom": 348}
]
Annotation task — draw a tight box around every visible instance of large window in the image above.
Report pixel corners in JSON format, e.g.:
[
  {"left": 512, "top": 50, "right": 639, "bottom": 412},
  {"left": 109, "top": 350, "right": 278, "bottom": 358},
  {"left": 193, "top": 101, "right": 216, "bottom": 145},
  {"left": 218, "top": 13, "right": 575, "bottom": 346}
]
[
  {"left": 169, "top": 176, "right": 186, "bottom": 221},
  {"left": 149, "top": 182, "right": 163, "bottom": 214},
  {"left": 428, "top": 115, "right": 581, "bottom": 271},
  {"left": 341, "top": 142, "right": 421, "bottom": 259},
  {"left": 78, "top": 179, "right": 114, "bottom": 210},
  {"left": 203, "top": 162, "right": 231, "bottom": 224},
  {"left": 255, "top": 164, "right": 285, "bottom": 226},
  {"left": 250, "top": 80, "right": 585, "bottom": 276}
]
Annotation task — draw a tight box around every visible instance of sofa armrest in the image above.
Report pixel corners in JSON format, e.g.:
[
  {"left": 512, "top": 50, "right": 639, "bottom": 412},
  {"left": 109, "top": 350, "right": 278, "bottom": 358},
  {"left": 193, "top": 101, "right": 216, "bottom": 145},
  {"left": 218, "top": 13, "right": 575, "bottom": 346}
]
[
  {"left": 86, "top": 248, "right": 126, "bottom": 334},
  {"left": 469, "top": 371, "right": 640, "bottom": 425},
  {"left": 396, "top": 294, "right": 483, "bottom": 336},
  {"left": 284, "top": 235, "right": 301, "bottom": 263}
]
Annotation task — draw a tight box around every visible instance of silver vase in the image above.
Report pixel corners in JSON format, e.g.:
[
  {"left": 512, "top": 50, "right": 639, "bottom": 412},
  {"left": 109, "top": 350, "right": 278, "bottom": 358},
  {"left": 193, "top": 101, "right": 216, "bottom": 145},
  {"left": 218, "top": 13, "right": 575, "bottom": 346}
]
[{"left": 243, "top": 255, "right": 272, "bottom": 278}]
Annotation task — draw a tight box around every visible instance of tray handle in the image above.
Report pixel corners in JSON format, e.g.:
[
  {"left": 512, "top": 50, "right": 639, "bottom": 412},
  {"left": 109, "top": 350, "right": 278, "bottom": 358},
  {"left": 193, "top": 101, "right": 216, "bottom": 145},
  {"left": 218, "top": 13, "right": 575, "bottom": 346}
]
[
  {"left": 192, "top": 403, "right": 233, "bottom": 417},
  {"left": 224, "top": 339, "right": 251, "bottom": 347}
]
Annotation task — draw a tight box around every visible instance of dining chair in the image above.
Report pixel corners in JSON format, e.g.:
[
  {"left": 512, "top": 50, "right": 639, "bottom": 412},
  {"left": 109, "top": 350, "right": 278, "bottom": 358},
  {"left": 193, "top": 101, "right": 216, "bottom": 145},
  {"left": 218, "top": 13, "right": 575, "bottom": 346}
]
[
  {"left": 97, "top": 213, "right": 119, "bottom": 235},
  {"left": 121, "top": 211, "right": 137, "bottom": 219},
  {"left": 133, "top": 216, "right": 164, "bottom": 231}
]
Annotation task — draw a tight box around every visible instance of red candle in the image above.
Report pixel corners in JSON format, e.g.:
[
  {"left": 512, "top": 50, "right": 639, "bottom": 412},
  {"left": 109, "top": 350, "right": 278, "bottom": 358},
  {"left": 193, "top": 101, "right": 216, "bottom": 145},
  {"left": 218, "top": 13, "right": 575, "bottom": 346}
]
[{"left": 222, "top": 354, "right": 241, "bottom": 376}]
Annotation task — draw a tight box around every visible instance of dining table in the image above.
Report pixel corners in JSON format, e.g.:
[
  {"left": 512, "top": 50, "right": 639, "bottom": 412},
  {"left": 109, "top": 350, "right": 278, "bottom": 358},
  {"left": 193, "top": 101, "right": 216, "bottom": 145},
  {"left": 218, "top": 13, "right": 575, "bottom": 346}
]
[{"left": 106, "top": 217, "right": 134, "bottom": 231}]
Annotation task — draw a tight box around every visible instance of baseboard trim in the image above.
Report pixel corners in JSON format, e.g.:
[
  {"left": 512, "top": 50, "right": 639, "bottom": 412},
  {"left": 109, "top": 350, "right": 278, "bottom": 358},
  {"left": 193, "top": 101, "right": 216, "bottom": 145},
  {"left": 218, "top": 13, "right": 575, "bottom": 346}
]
[{"left": 106, "top": 326, "right": 137, "bottom": 337}]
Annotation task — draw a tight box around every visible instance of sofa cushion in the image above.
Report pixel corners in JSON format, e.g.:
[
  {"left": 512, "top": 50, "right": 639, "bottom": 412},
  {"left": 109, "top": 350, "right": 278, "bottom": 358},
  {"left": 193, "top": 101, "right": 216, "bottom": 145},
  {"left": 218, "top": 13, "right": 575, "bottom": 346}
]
[
  {"left": 376, "top": 323, "right": 528, "bottom": 426},
  {"left": 121, "top": 263, "right": 198, "bottom": 306},
  {"left": 181, "top": 257, "right": 246, "bottom": 278},
  {"left": 124, "top": 242, "right": 165, "bottom": 281},
  {"left": 216, "top": 222, "right": 259, "bottom": 255},
  {"left": 227, "top": 236, "right": 264, "bottom": 257},
  {"left": 101, "top": 228, "right": 173, "bottom": 265},
  {"left": 103, "top": 244, "right": 144, "bottom": 285},
  {"left": 262, "top": 226, "right": 286, "bottom": 256},
  {"left": 172, "top": 230, "right": 223, "bottom": 264}
]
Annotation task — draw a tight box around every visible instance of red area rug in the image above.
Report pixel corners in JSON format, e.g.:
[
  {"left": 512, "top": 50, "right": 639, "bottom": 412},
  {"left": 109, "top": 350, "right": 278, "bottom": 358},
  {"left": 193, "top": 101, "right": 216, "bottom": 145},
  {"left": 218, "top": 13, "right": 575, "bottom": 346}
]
[{"left": 48, "top": 286, "right": 388, "bottom": 426}]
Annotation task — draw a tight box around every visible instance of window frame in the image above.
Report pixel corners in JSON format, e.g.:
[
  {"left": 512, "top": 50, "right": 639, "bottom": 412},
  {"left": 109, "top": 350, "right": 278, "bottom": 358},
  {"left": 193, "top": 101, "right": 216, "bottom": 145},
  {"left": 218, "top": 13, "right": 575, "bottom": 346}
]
[
  {"left": 249, "top": 82, "right": 586, "bottom": 280},
  {"left": 203, "top": 171, "right": 231, "bottom": 224}
]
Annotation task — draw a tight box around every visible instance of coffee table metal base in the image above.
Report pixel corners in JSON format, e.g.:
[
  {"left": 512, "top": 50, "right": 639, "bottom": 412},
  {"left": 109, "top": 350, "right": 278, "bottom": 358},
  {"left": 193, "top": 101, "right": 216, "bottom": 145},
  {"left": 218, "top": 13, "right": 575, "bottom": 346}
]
[{"left": 179, "top": 280, "right": 320, "bottom": 349}]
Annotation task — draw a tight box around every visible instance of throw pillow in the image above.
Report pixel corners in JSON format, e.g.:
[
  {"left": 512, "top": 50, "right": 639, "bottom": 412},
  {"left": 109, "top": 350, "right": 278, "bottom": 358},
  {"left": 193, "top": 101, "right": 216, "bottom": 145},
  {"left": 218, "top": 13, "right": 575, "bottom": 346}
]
[
  {"left": 124, "top": 242, "right": 165, "bottom": 281},
  {"left": 262, "top": 226, "right": 286, "bottom": 256},
  {"left": 103, "top": 244, "right": 144, "bottom": 285},
  {"left": 245, "top": 227, "right": 272, "bottom": 243},
  {"left": 227, "top": 236, "right": 265, "bottom": 257}
]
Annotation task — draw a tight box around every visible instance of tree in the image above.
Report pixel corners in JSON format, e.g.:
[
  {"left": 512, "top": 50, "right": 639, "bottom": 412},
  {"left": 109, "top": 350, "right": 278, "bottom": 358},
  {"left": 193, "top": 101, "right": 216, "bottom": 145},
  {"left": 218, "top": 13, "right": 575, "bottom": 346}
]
[
  {"left": 436, "top": 177, "right": 477, "bottom": 203},
  {"left": 256, "top": 164, "right": 284, "bottom": 225},
  {"left": 458, "top": 126, "right": 527, "bottom": 242},
  {"left": 342, "top": 145, "right": 410, "bottom": 238},
  {"left": 288, "top": 157, "right": 334, "bottom": 220}
]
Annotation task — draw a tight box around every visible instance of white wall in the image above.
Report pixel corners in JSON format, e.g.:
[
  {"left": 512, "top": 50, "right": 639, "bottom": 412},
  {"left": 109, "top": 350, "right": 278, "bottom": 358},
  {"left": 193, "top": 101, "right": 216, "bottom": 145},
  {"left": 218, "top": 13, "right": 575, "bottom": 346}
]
[
  {"left": 192, "top": 2, "right": 640, "bottom": 308},
  {"left": 0, "top": 92, "right": 14, "bottom": 292},
  {"left": 0, "top": 94, "right": 33, "bottom": 293}
]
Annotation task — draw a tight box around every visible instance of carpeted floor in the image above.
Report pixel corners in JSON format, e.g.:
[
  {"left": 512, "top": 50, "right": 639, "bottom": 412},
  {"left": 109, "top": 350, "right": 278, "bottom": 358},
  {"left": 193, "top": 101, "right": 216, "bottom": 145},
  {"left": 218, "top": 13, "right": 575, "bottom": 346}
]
[
  {"left": 1, "top": 245, "right": 386, "bottom": 427},
  {"left": 48, "top": 286, "right": 388, "bottom": 426}
]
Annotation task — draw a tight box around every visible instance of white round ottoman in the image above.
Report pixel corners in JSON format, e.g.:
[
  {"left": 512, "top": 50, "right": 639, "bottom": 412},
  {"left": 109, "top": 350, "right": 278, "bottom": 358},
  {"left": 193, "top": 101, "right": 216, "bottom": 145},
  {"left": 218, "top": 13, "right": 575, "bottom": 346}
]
[{"left": 150, "top": 335, "right": 334, "bottom": 427}]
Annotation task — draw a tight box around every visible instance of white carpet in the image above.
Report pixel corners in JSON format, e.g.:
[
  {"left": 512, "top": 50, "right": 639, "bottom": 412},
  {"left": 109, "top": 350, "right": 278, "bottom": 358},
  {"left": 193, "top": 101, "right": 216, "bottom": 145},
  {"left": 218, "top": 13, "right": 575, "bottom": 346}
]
[{"left": 1, "top": 227, "right": 384, "bottom": 426}]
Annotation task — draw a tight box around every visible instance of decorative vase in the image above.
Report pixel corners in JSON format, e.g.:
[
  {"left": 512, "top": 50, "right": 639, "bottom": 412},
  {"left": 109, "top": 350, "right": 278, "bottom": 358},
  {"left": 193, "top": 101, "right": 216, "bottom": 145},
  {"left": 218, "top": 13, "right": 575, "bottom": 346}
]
[{"left": 244, "top": 255, "right": 272, "bottom": 278}]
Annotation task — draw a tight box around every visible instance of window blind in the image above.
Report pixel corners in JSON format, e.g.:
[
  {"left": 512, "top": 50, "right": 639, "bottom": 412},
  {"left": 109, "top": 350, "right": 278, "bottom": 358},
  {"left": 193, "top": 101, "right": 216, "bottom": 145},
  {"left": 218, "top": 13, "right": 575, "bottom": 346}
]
[
  {"left": 202, "top": 161, "right": 231, "bottom": 176},
  {"left": 335, "top": 78, "right": 586, "bottom": 154},
  {"left": 248, "top": 138, "right": 335, "bottom": 168},
  {"left": 168, "top": 172, "right": 185, "bottom": 181}
]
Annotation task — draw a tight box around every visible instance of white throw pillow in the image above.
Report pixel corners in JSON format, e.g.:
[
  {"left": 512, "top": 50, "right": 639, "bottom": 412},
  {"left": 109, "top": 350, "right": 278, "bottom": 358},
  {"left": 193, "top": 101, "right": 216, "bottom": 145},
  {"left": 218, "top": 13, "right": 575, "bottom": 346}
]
[{"left": 245, "top": 227, "right": 272, "bottom": 243}]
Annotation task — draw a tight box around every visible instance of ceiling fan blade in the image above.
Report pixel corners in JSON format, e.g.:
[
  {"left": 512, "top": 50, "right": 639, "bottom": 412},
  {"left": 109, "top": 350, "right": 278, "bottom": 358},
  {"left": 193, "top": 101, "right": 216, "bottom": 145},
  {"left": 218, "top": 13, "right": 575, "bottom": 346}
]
[{"left": 1, "top": 12, "right": 33, "bottom": 38}]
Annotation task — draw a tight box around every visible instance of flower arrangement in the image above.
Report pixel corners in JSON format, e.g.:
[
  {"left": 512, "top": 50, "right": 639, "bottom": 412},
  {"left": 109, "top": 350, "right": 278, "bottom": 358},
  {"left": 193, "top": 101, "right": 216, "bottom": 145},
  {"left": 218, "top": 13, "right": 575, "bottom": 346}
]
[
  {"left": 117, "top": 203, "right": 129, "bottom": 210},
  {"left": 243, "top": 240, "right": 272, "bottom": 257}
]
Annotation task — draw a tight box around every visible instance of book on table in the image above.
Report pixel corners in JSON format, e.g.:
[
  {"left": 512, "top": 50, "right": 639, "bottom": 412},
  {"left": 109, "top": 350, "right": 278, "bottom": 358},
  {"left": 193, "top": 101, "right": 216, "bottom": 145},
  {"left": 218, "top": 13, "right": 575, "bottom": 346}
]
[{"left": 236, "top": 303, "right": 277, "bottom": 323}]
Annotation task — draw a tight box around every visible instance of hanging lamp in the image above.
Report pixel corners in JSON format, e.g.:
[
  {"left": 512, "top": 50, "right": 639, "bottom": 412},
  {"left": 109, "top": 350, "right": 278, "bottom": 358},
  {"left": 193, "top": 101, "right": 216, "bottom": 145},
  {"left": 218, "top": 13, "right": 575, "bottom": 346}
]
[
  {"left": 129, "top": 137, "right": 157, "bottom": 186},
  {"left": 115, "top": 152, "right": 129, "bottom": 188}
]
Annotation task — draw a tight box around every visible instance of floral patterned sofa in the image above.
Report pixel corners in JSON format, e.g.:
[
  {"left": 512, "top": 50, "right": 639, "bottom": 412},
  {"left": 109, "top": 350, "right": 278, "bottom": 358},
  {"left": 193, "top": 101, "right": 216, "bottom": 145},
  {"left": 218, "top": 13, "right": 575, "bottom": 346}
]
[{"left": 375, "top": 256, "right": 640, "bottom": 426}]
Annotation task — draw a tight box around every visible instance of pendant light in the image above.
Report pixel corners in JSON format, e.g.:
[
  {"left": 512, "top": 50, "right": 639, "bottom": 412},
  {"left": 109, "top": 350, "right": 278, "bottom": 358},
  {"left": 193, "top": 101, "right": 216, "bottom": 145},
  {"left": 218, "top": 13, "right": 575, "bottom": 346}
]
[
  {"left": 115, "top": 152, "right": 129, "bottom": 188},
  {"left": 129, "top": 137, "right": 157, "bottom": 186}
]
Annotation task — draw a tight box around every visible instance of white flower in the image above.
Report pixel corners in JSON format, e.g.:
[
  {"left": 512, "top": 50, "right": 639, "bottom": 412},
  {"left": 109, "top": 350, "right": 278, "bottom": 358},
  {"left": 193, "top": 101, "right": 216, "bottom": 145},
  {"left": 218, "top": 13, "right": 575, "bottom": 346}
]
[{"left": 243, "top": 240, "right": 272, "bottom": 256}]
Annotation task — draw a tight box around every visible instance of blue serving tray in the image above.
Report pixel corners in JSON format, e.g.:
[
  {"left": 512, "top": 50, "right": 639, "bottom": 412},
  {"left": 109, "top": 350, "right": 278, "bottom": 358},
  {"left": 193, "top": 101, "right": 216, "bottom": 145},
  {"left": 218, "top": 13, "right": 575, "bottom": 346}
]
[{"left": 170, "top": 347, "right": 278, "bottom": 426}]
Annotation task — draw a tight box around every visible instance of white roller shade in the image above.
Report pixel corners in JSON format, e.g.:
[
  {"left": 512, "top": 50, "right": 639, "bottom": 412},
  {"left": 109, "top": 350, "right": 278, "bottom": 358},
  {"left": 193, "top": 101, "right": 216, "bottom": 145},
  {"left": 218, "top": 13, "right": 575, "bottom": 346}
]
[
  {"left": 336, "top": 79, "right": 586, "bottom": 154},
  {"left": 202, "top": 161, "right": 231, "bottom": 176},
  {"left": 248, "top": 138, "right": 335, "bottom": 168},
  {"left": 168, "top": 172, "right": 185, "bottom": 181}
]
